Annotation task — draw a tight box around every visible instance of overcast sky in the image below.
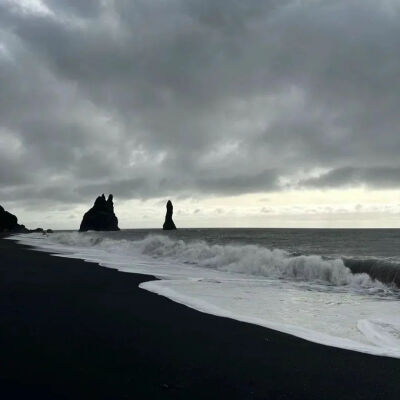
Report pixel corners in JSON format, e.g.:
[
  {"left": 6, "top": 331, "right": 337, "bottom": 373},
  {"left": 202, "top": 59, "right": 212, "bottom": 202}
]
[{"left": 1, "top": 0, "right": 400, "bottom": 229}]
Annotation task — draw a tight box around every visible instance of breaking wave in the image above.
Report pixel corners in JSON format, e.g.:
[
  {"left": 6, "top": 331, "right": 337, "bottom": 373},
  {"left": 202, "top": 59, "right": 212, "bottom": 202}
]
[
  {"left": 344, "top": 258, "right": 400, "bottom": 288},
  {"left": 43, "top": 232, "right": 398, "bottom": 291}
]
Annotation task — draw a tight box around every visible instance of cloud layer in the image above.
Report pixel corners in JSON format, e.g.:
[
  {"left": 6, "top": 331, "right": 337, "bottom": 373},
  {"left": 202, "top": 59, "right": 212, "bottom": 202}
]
[{"left": 1, "top": 0, "right": 400, "bottom": 212}]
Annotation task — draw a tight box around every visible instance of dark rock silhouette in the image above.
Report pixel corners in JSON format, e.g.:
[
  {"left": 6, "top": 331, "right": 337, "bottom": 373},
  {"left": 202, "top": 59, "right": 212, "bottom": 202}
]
[
  {"left": 0, "top": 205, "right": 29, "bottom": 233},
  {"left": 31, "top": 228, "right": 45, "bottom": 233},
  {"left": 163, "top": 200, "right": 177, "bottom": 230},
  {"left": 79, "top": 194, "right": 120, "bottom": 232}
]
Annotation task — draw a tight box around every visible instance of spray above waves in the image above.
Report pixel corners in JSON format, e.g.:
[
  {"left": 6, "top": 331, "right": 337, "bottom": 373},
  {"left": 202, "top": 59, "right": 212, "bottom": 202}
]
[{"left": 43, "top": 232, "right": 396, "bottom": 291}]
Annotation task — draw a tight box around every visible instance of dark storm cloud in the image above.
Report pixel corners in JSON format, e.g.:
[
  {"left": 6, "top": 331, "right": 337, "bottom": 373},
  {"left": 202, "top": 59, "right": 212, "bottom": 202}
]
[
  {"left": 1, "top": 0, "right": 400, "bottom": 210},
  {"left": 75, "top": 168, "right": 278, "bottom": 200},
  {"left": 300, "top": 166, "right": 400, "bottom": 189}
]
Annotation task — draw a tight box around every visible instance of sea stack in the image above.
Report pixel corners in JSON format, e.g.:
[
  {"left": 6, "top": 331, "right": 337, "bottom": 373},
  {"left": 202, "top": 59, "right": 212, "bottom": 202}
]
[
  {"left": 163, "top": 200, "right": 177, "bottom": 230},
  {"left": 0, "top": 205, "right": 29, "bottom": 233},
  {"left": 79, "top": 194, "right": 120, "bottom": 232}
]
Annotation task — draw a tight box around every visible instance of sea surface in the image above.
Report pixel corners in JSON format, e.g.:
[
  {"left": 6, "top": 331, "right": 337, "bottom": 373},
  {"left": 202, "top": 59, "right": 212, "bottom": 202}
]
[{"left": 10, "top": 228, "right": 400, "bottom": 358}]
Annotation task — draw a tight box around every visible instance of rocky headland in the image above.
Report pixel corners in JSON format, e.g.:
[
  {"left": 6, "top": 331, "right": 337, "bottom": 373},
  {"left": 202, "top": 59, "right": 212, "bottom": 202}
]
[
  {"left": 0, "top": 205, "right": 29, "bottom": 233},
  {"left": 0, "top": 204, "right": 52, "bottom": 233}
]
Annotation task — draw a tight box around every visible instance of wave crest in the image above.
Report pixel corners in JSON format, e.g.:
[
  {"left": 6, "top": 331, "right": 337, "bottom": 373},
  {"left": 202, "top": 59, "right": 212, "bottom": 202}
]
[
  {"left": 136, "top": 235, "right": 380, "bottom": 287},
  {"left": 44, "top": 232, "right": 392, "bottom": 289}
]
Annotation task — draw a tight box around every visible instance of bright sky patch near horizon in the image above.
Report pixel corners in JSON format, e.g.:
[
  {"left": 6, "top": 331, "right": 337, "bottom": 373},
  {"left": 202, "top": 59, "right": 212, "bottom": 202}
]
[{"left": 1, "top": 1, "right": 400, "bottom": 229}]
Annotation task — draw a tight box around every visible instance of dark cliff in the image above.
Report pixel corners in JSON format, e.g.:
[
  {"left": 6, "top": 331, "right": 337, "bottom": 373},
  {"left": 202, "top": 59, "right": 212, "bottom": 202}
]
[{"left": 0, "top": 205, "right": 29, "bottom": 233}]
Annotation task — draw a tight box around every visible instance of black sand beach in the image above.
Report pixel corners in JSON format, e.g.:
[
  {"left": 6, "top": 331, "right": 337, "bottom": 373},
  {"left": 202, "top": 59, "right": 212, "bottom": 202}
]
[{"left": 1, "top": 237, "right": 400, "bottom": 399}]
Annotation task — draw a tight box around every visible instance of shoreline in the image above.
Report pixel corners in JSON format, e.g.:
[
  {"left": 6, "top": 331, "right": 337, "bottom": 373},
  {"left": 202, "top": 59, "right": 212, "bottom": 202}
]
[{"left": 1, "top": 237, "right": 400, "bottom": 399}]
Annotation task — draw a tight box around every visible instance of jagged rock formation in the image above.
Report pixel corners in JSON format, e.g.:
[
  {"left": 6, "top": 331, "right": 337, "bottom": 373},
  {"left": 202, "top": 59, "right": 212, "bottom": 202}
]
[
  {"left": 79, "top": 194, "right": 120, "bottom": 232},
  {"left": 163, "top": 200, "right": 177, "bottom": 230},
  {"left": 0, "top": 205, "right": 29, "bottom": 233}
]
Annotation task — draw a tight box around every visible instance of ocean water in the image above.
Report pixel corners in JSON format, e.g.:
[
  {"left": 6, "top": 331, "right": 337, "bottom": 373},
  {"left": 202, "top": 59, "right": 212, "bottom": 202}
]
[{"left": 10, "top": 228, "right": 400, "bottom": 358}]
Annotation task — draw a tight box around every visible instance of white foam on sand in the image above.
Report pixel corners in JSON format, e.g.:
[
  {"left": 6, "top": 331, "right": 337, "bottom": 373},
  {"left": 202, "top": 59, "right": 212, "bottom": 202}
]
[{"left": 9, "top": 232, "right": 400, "bottom": 359}]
